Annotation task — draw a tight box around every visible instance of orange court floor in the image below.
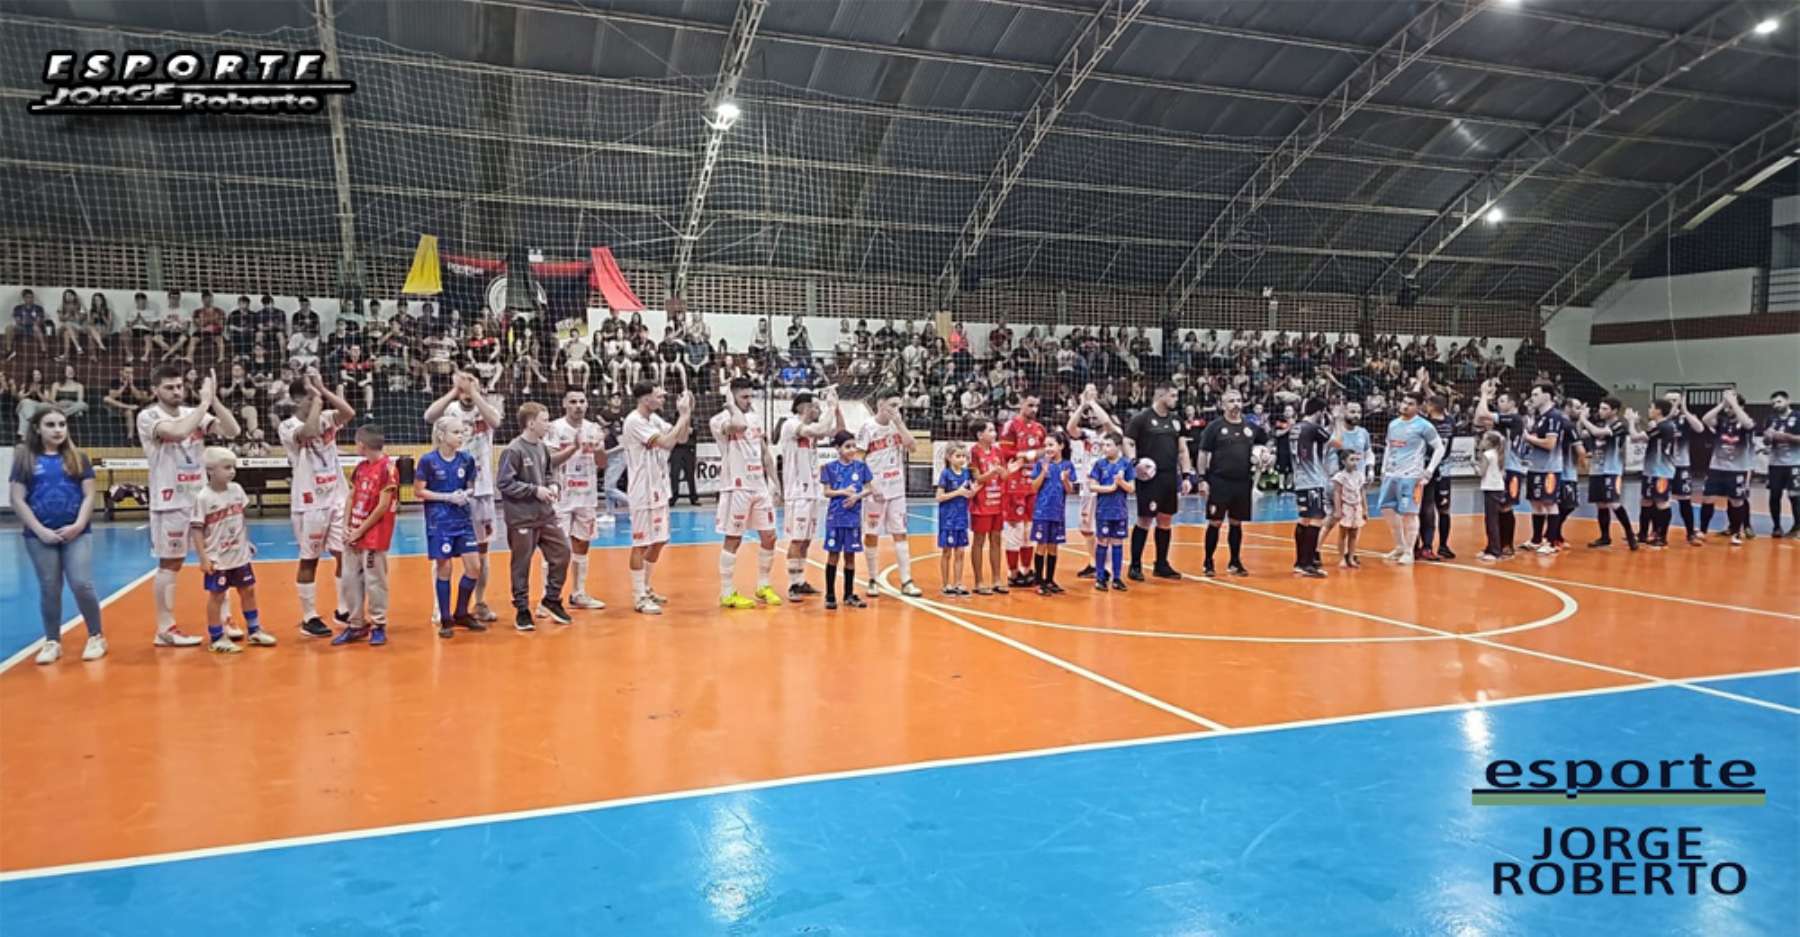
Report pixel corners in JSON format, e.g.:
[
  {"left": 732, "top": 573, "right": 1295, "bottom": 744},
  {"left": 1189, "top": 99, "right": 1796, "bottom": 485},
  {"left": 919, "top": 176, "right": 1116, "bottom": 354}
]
[{"left": 1, "top": 514, "right": 1796, "bottom": 877}]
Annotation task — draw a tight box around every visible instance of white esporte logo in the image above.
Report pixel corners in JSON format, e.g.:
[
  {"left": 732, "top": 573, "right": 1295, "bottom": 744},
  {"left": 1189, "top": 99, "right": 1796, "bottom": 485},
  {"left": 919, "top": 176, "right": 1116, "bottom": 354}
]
[{"left": 30, "top": 50, "right": 353, "bottom": 115}]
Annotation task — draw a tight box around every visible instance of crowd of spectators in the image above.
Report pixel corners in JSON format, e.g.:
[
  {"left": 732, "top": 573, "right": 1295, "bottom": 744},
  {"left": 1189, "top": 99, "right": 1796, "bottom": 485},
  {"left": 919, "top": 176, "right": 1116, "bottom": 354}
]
[{"left": 5, "top": 287, "right": 1539, "bottom": 468}]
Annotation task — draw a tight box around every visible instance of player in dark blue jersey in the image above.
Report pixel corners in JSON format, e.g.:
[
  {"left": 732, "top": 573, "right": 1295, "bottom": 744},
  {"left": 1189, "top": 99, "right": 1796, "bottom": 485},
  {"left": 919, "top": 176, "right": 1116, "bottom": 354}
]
[
  {"left": 820, "top": 439, "right": 873, "bottom": 609},
  {"left": 1636, "top": 400, "right": 1679, "bottom": 547},
  {"left": 1660, "top": 391, "right": 1710, "bottom": 543},
  {"left": 1087, "top": 432, "right": 1136, "bottom": 591},
  {"left": 1415, "top": 395, "right": 1458, "bottom": 561},
  {"left": 1028, "top": 435, "right": 1077, "bottom": 596},
  {"left": 414, "top": 415, "right": 484, "bottom": 636},
  {"left": 1702, "top": 390, "right": 1757, "bottom": 545},
  {"left": 935, "top": 445, "right": 976, "bottom": 596}
]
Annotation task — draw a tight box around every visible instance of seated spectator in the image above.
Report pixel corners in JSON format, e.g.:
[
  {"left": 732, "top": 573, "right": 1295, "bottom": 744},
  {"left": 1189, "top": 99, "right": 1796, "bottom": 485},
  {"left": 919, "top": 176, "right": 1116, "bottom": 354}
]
[
  {"left": 81, "top": 292, "right": 113, "bottom": 356},
  {"left": 559, "top": 324, "right": 592, "bottom": 392},
  {"left": 290, "top": 297, "right": 320, "bottom": 338},
  {"left": 254, "top": 294, "right": 288, "bottom": 359},
  {"left": 126, "top": 292, "right": 157, "bottom": 363},
  {"left": 338, "top": 343, "right": 376, "bottom": 413},
  {"left": 287, "top": 325, "right": 320, "bottom": 372},
  {"left": 15, "top": 367, "right": 49, "bottom": 439},
  {"left": 227, "top": 295, "right": 256, "bottom": 359},
  {"left": 102, "top": 364, "right": 149, "bottom": 441},
  {"left": 193, "top": 291, "right": 227, "bottom": 362},
  {"left": 220, "top": 361, "right": 261, "bottom": 437},
  {"left": 49, "top": 364, "right": 88, "bottom": 423},
  {"left": 55, "top": 290, "right": 83, "bottom": 360},
  {"left": 6, "top": 289, "right": 50, "bottom": 361}
]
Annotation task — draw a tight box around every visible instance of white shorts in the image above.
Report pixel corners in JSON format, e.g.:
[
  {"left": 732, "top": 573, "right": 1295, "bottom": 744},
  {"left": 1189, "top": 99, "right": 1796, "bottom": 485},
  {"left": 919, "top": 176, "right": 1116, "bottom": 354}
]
[
  {"left": 1078, "top": 494, "right": 1095, "bottom": 534},
  {"left": 1003, "top": 520, "right": 1028, "bottom": 552},
  {"left": 631, "top": 504, "right": 671, "bottom": 546},
  {"left": 293, "top": 503, "right": 346, "bottom": 561},
  {"left": 715, "top": 489, "right": 777, "bottom": 537},
  {"left": 149, "top": 509, "right": 191, "bottom": 561},
  {"left": 783, "top": 497, "right": 823, "bottom": 543},
  {"left": 469, "top": 494, "right": 498, "bottom": 546},
  {"left": 862, "top": 493, "right": 908, "bottom": 536},
  {"left": 556, "top": 504, "right": 598, "bottom": 543}
]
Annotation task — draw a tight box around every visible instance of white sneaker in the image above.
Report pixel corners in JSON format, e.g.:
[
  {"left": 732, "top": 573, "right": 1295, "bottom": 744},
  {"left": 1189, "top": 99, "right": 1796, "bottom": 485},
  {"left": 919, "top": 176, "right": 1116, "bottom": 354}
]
[
  {"left": 474, "top": 603, "right": 499, "bottom": 623},
  {"left": 635, "top": 596, "right": 663, "bottom": 615},
  {"left": 209, "top": 636, "right": 242, "bottom": 654},
  {"left": 1536, "top": 542, "right": 1557, "bottom": 555},
  {"left": 35, "top": 641, "right": 62, "bottom": 665},
  {"left": 154, "top": 628, "right": 203, "bottom": 647},
  {"left": 431, "top": 604, "right": 441, "bottom": 624},
  {"left": 569, "top": 593, "right": 606, "bottom": 610},
  {"left": 224, "top": 624, "right": 245, "bottom": 640},
  {"left": 1396, "top": 552, "right": 1415, "bottom": 566},
  {"left": 647, "top": 591, "right": 669, "bottom": 605},
  {"left": 244, "top": 630, "right": 277, "bottom": 647},
  {"left": 82, "top": 635, "right": 107, "bottom": 660},
  {"left": 899, "top": 580, "right": 923, "bottom": 597}
]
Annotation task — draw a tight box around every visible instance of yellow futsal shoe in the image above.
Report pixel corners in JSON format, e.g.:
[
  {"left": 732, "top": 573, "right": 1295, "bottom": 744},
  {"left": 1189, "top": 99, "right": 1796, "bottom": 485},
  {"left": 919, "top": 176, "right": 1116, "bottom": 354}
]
[
  {"left": 754, "top": 586, "right": 783, "bottom": 607},
  {"left": 720, "top": 591, "right": 757, "bottom": 610}
]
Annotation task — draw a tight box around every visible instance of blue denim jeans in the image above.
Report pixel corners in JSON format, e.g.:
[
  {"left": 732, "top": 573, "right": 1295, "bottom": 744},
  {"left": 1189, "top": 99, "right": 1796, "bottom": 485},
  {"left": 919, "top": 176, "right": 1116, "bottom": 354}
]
[{"left": 21, "top": 530, "right": 103, "bottom": 641}]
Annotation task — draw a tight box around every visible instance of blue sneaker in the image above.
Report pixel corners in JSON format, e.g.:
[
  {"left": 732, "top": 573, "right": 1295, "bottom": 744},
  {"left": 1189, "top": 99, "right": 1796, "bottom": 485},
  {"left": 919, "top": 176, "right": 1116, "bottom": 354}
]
[
  {"left": 369, "top": 626, "right": 387, "bottom": 647},
  {"left": 331, "top": 625, "right": 369, "bottom": 646}
]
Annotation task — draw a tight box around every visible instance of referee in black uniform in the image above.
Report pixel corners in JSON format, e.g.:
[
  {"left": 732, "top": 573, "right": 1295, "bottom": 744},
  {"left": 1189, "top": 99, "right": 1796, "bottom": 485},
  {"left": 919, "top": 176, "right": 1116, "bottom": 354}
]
[
  {"left": 1197, "top": 389, "right": 1268, "bottom": 577},
  {"left": 1125, "top": 382, "right": 1195, "bottom": 580}
]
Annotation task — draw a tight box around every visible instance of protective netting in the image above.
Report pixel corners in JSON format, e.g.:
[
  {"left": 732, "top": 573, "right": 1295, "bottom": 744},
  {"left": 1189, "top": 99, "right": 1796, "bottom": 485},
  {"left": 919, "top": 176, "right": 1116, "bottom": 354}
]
[{"left": 0, "top": 9, "right": 1784, "bottom": 481}]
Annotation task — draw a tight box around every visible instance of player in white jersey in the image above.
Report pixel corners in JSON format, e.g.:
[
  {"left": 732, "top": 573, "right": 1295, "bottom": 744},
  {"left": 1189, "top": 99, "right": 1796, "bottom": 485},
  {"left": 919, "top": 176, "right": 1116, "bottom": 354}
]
[
  {"left": 547, "top": 388, "right": 607, "bottom": 610},
  {"left": 1064, "top": 384, "right": 1119, "bottom": 579},
  {"left": 139, "top": 364, "right": 240, "bottom": 647},
  {"left": 777, "top": 388, "right": 844, "bottom": 601},
  {"left": 279, "top": 371, "right": 356, "bottom": 637},
  {"left": 854, "top": 394, "right": 922, "bottom": 597},
  {"left": 425, "top": 372, "right": 504, "bottom": 622},
  {"left": 710, "top": 377, "right": 784, "bottom": 609},
  {"left": 622, "top": 381, "right": 693, "bottom": 614},
  {"left": 190, "top": 448, "right": 275, "bottom": 653}
]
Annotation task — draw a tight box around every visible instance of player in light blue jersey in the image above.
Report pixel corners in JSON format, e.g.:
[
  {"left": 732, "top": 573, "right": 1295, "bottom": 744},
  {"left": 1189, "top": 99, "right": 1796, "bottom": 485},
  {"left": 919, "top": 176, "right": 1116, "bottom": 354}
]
[
  {"left": 1576, "top": 397, "right": 1638, "bottom": 551},
  {"left": 1702, "top": 390, "right": 1757, "bottom": 545},
  {"left": 1374, "top": 392, "right": 1444, "bottom": 566},
  {"left": 1760, "top": 390, "right": 1800, "bottom": 539}
]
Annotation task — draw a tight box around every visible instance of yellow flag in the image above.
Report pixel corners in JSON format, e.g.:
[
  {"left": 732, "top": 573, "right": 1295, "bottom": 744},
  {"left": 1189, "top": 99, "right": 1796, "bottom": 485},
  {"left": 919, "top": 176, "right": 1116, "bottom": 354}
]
[{"left": 401, "top": 234, "right": 442, "bottom": 295}]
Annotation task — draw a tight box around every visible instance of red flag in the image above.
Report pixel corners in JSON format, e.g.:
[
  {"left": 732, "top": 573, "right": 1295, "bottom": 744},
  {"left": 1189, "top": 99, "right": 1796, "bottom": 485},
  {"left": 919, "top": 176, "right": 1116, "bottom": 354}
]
[{"left": 589, "top": 247, "right": 645, "bottom": 312}]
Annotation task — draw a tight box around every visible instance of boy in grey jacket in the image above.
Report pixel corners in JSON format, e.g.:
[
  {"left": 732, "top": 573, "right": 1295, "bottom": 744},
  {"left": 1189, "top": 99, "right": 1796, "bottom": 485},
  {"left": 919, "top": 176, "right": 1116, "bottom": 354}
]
[{"left": 497, "top": 401, "right": 576, "bottom": 631}]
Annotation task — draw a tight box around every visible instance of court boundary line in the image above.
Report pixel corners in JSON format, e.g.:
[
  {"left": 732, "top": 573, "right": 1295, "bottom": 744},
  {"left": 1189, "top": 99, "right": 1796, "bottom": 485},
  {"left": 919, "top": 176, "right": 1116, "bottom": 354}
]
[
  {"left": 4, "top": 662, "right": 1793, "bottom": 884},
  {"left": 806, "top": 559, "right": 1227, "bottom": 731},
  {"left": 1195, "top": 534, "right": 1800, "bottom": 716},
  {"left": 884, "top": 545, "right": 1579, "bottom": 644}
]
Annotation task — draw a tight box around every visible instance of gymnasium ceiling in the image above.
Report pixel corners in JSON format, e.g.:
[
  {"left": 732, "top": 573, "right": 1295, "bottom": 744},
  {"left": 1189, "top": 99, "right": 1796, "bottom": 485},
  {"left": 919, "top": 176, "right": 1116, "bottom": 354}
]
[{"left": 2, "top": 0, "right": 1797, "bottom": 309}]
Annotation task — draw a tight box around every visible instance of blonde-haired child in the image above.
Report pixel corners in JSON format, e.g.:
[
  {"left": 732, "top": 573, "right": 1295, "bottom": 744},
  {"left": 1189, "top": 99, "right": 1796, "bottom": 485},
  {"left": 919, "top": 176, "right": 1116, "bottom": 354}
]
[{"left": 190, "top": 447, "right": 271, "bottom": 653}]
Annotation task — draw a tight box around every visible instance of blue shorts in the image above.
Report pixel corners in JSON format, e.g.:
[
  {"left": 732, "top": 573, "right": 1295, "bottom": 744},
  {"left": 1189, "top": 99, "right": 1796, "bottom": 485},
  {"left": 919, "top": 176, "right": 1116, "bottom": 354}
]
[
  {"left": 938, "top": 526, "right": 969, "bottom": 549},
  {"left": 428, "top": 529, "right": 477, "bottom": 559},
  {"left": 1703, "top": 470, "right": 1748, "bottom": 501},
  {"left": 824, "top": 526, "right": 864, "bottom": 555},
  {"left": 1030, "top": 520, "right": 1066, "bottom": 545},
  {"left": 203, "top": 564, "right": 256, "bottom": 593},
  {"left": 1095, "top": 517, "right": 1130, "bottom": 540},
  {"left": 1375, "top": 477, "right": 1421, "bottom": 515}
]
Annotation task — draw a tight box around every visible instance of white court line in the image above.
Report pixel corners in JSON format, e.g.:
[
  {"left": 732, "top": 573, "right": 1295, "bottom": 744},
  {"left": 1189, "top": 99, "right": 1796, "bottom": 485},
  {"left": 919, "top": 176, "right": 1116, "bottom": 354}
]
[
  {"left": 888, "top": 545, "right": 1577, "bottom": 644},
  {"left": 0, "top": 568, "right": 157, "bottom": 676},
  {"left": 4, "top": 661, "right": 1793, "bottom": 885},
  {"left": 1200, "top": 533, "right": 1800, "bottom": 716},
  {"left": 819, "top": 558, "right": 1226, "bottom": 731}
]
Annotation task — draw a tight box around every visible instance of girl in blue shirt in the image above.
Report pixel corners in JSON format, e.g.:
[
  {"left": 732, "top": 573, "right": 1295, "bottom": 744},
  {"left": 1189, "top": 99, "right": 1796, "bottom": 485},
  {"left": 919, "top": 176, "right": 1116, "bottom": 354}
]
[
  {"left": 1029, "top": 434, "right": 1076, "bottom": 595},
  {"left": 935, "top": 445, "right": 976, "bottom": 596},
  {"left": 9, "top": 406, "right": 105, "bottom": 664}
]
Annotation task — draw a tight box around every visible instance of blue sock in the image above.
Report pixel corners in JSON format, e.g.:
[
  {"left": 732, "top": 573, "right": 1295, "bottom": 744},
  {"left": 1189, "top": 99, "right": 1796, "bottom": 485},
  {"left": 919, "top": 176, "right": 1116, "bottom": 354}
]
[
  {"left": 456, "top": 576, "right": 477, "bottom": 616},
  {"left": 1095, "top": 544, "right": 1109, "bottom": 582},
  {"left": 1110, "top": 544, "right": 1123, "bottom": 578},
  {"left": 244, "top": 609, "right": 261, "bottom": 633},
  {"left": 207, "top": 624, "right": 223, "bottom": 640},
  {"left": 436, "top": 578, "right": 453, "bottom": 621}
]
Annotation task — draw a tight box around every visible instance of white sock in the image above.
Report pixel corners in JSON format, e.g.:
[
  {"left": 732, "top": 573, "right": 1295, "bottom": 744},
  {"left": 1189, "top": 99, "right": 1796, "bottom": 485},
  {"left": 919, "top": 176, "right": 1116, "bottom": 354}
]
[
  {"left": 631, "top": 565, "right": 648, "bottom": 599},
  {"left": 645, "top": 559, "right": 657, "bottom": 594},
  {"left": 476, "top": 558, "right": 489, "bottom": 607},
  {"left": 787, "top": 556, "right": 806, "bottom": 581},
  {"left": 757, "top": 546, "right": 775, "bottom": 589},
  {"left": 719, "top": 550, "right": 737, "bottom": 598},
  {"left": 572, "top": 554, "right": 590, "bottom": 596},
  {"left": 154, "top": 568, "right": 178, "bottom": 632},
  {"left": 297, "top": 581, "right": 318, "bottom": 620},
  {"left": 894, "top": 539, "right": 913, "bottom": 582},
  {"left": 865, "top": 546, "right": 880, "bottom": 584},
  {"left": 220, "top": 588, "right": 232, "bottom": 620}
]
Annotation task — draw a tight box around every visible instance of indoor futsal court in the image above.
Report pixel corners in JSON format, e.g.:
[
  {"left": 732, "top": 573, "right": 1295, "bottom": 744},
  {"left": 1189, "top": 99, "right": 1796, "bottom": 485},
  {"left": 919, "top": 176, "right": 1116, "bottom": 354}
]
[{"left": 1, "top": 0, "right": 1798, "bottom": 935}]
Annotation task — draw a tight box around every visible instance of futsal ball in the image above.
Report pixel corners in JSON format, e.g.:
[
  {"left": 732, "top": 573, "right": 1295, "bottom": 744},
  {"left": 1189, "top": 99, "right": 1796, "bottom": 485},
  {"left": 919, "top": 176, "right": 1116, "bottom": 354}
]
[
  {"left": 1251, "top": 445, "right": 1275, "bottom": 470},
  {"left": 1136, "top": 458, "right": 1157, "bottom": 480}
]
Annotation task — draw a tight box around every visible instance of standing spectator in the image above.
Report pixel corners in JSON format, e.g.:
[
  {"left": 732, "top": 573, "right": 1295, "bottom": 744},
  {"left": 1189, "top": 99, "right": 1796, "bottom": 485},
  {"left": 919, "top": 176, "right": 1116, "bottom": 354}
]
[
  {"left": 127, "top": 292, "right": 157, "bottom": 362},
  {"left": 11, "top": 406, "right": 105, "bottom": 663},
  {"left": 670, "top": 421, "right": 701, "bottom": 507},
  {"left": 7, "top": 289, "right": 50, "bottom": 360}
]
